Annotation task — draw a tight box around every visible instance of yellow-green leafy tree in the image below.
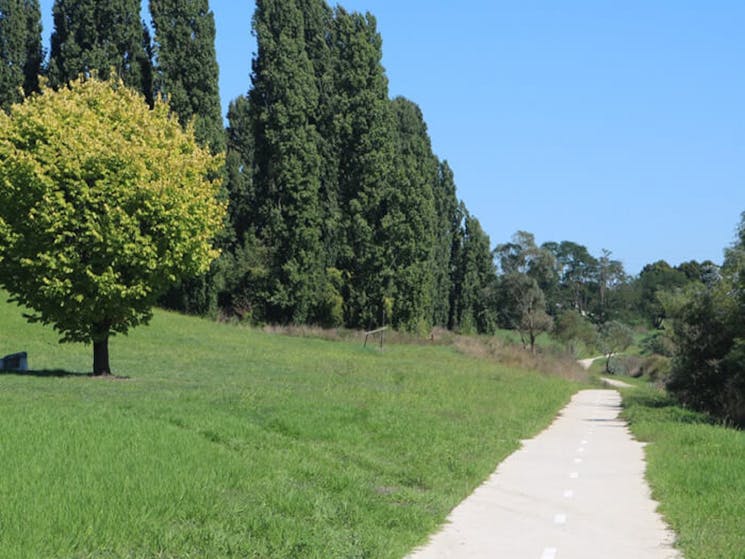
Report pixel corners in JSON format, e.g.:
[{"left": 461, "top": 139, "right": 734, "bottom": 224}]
[{"left": 0, "top": 77, "right": 225, "bottom": 375}]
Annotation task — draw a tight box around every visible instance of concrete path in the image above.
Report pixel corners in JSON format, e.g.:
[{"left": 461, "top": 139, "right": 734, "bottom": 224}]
[
  {"left": 406, "top": 389, "right": 681, "bottom": 559},
  {"left": 602, "top": 377, "right": 633, "bottom": 389}
]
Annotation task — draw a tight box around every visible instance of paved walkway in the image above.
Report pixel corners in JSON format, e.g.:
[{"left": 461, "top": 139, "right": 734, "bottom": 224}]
[{"left": 406, "top": 389, "right": 681, "bottom": 559}]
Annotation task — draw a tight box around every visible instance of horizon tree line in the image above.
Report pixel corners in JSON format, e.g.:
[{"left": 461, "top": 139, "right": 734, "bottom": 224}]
[{"left": 0, "top": 0, "right": 727, "bottom": 336}]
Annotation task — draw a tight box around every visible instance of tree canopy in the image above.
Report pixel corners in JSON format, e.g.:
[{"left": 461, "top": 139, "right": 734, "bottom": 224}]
[
  {"left": 48, "top": 0, "right": 153, "bottom": 102},
  {"left": 0, "top": 77, "right": 225, "bottom": 374},
  {"left": 150, "top": 0, "right": 224, "bottom": 153},
  {"left": 0, "top": 0, "right": 42, "bottom": 111}
]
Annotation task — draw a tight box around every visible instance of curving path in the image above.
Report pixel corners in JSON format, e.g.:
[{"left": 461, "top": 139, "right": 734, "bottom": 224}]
[{"left": 406, "top": 389, "right": 681, "bottom": 559}]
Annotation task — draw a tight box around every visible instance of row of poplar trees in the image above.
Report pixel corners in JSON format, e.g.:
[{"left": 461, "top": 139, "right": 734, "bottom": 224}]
[{"left": 0, "top": 0, "right": 496, "bottom": 333}]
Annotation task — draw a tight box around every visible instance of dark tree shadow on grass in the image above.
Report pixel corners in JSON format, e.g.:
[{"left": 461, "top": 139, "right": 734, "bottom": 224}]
[{"left": 0, "top": 369, "right": 129, "bottom": 380}]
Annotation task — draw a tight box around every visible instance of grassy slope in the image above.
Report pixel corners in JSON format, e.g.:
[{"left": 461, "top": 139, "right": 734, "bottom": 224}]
[
  {"left": 0, "top": 297, "right": 577, "bottom": 558},
  {"left": 622, "top": 387, "right": 745, "bottom": 559}
]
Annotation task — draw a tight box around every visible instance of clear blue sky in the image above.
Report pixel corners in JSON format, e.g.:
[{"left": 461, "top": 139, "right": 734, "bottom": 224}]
[{"left": 39, "top": 1, "right": 745, "bottom": 275}]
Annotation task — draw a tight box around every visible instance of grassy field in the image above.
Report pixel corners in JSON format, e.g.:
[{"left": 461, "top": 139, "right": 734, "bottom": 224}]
[
  {"left": 0, "top": 296, "right": 578, "bottom": 558},
  {"left": 622, "top": 386, "right": 745, "bottom": 559}
]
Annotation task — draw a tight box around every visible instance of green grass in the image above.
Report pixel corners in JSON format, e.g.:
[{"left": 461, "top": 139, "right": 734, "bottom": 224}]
[
  {"left": 622, "top": 386, "right": 745, "bottom": 559},
  {"left": 0, "top": 296, "right": 577, "bottom": 558}
]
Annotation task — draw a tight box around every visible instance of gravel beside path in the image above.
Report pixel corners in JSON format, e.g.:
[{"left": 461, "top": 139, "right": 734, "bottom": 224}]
[{"left": 406, "top": 389, "right": 681, "bottom": 559}]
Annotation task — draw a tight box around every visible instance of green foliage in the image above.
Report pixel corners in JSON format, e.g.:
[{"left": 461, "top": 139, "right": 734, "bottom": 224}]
[
  {"left": 0, "top": 293, "right": 576, "bottom": 558},
  {"left": 0, "top": 77, "right": 225, "bottom": 371},
  {"left": 224, "top": 95, "right": 255, "bottom": 244},
  {"left": 660, "top": 214, "right": 745, "bottom": 424},
  {"left": 48, "top": 0, "right": 153, "bottom": 102},
  {"left": 640, "top": 330, "right": 676, "bottom": 357},
  {"left": 150, "top": 0, "right": 224, "bottom": 153},
  {"left": 542, "top": 240, "right": 598, "bottom": 316},
  {"left": 636, "top": 260, "right": 690, "bottom": 327},
  {"left": 0, "top": 0, "right": 42, "bottom": 111},
  {"left": 498, "top": 273, "right": 553, "bottom": 353},
  {"left": 666, "top": 280, "right": 745, "bottom": 425},
  {"left": 451, "top": 213, "right": 496, "bottom": 334},
  {"left": 388, "top": 97, "right": 438, "bottom": 332},
  {"left": 431, "top": 161, "right": 460, "bottom": 327},
  {"left": 598, "top": 320, "right": 634, "bottom": 372},
  {"left": 553, "top": 309, "right": 597, "bottom": 356},
  {"left": 249, "top": 0, "right": 325, "bottom": 325},
  {"left": 329, "top": 8, "right": 396, "bottom": 329}
]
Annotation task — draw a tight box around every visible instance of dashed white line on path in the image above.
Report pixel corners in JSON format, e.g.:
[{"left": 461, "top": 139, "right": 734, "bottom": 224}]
[
  {"left": 540, "top": 547, "right": 558, "bottom": 559},
  {"left": 405, "top": 389, "right": 681, "bottom": 559}
]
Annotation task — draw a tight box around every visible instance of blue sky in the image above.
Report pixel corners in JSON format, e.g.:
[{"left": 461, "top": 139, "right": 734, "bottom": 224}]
[{"left": 39, "top": 1, "right": 745, "bottom": 275}]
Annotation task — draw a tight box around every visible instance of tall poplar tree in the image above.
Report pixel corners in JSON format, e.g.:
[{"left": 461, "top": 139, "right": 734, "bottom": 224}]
[
  {"left": 330, "top": 8, "right": 396, "bottom": 328},
  {"left": 431, "top": 160, "right": 460, "bottom": 327},
  {"left": 0, "top": 0, "right": 42, "bottom": 111},
  {"left": 300, "top": 0, "right": 340, "bottom": 273},
  {"left": 389, "top": 96, "right": 438, "bottom": 332},
  {"left": 48, "top": 0, "right": 153, "bottom": 102},
  {"left": 454, "top": 213, "right": 497, "bottom": 333},
  {"left": 249, "top": 0, "right": 325, "bottom": 324},
  {"left": 149, "top": 0, "right": 224, "bottom": 153}
]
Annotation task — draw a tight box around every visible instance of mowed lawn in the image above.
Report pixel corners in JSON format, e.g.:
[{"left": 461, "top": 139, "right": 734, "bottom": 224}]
[
  {"left": 0, "top": 297, "right": 577, "bottom": 558},
  {"left": 623, "top": 387, "right": 745, "bottom": 559}
]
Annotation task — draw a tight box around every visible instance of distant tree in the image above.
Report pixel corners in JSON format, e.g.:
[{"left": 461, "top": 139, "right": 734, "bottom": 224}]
[
  {"left": 500, "top": 273, "right": 553, "bottom": 353},
  {"left": 595, "top": 249, "right": 625, "bottom": 323},
  {"left": 598, "top": 321, "right": 634, "bottom": 373},
  {"left": 0, "top": 77, "right": 225, "bottom": 375},
  {"left": 48, "top": 0, "right": 153, "bottom": 103},
  {"left": 452, "top": 213, "right": 497, "bottom": 334},
  {"left": 495, "top": 231, "right": 557, "bottom": 294},
  {"left": 543, "top": 240, "right": 598, "bottom": 315},
  {"left": 150, "top": 0, "right": 224, "bottom": 153},
  {"left": 676, "top": 259, "right": 721, "bottom": 287},
  {"left": 554, "top": 309, "right": 597, "bottom": 356},
  {"left": 635, "top": 260, "right": 689, "bottom": 327},
  {"left": 0, "top": 0, "right": 42, "bottom": 111}
]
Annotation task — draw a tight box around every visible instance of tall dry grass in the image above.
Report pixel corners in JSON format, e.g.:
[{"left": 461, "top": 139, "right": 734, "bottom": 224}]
[{"left": 260, "top": 324, "right": 589, "bottom": 382}]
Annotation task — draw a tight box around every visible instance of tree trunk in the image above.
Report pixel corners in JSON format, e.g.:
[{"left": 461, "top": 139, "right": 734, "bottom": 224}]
[
  {"left": 93, "top": 336, "right": 111, "bottom": 376},
  {"left": 605, "top": 352, "right": 614, "bottom": 374}
]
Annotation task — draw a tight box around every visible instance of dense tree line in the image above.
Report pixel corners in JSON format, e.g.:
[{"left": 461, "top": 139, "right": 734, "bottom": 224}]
[
  {"left": 4, "top": 0, "right": 742, "bottom": 423},
  {"left": 0, "top": 0, "right": 496, "bottom": 333},
  {"left": 221, "top": 0, "right": 492, "bottom": 332}
]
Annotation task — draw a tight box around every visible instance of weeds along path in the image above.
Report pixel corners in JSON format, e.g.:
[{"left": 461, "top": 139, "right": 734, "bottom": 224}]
[{"left": 406, "top": 389, "right": 681, "bottom": 559}]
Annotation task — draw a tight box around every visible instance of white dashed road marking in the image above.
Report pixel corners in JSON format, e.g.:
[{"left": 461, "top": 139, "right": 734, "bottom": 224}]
[{"left": 540, "top": 547, "right": 558, "bottom": 559}]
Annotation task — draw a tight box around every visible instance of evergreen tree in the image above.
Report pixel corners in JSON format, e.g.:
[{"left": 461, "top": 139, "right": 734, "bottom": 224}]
[
  {"left": 0, "top": 0, "right": 42, "bottom": 111},
  {"left": 218, "top": 94, "right": 273, "bottom": 322},
  {"left": 454, "top": 213, "right": 496, "bottom": 333},
  {"left": 249, "top": 0, "right": 325, "bottom": 324},
  {"left": 225, "top": 95, "right": 255, "bottom": 246},
  {"left": 388, "top": 96, "right": 438, "bottom": 332},
  {"left": 150, "top": 0, "right": 224, "bottom": 153},
  {"left": 330, "top": 8, "right": 396, "bottom": 328},
  {"left": 431, "top": 160, "right": 459, "bottom": 327},
  {"left": 48, "top": 0, "right": 153, "bottom": 102},
  {"left": 301, "top": 0, "right": 339, "bottom": 276},
  {"left": 447, "top": 201, "right": 467, "bottom": 330}
]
